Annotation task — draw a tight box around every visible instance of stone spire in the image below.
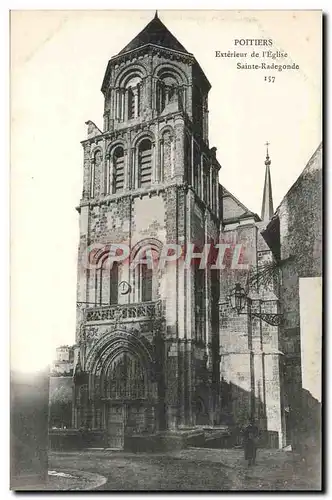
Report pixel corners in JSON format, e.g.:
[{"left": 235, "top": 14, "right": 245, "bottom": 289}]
[{"left": 261, "top": 142, "right": 274, "bottom": 222}]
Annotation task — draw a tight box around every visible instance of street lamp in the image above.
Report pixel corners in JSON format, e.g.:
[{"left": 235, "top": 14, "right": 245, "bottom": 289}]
[
  {"left": 222, "top": 282, "right": 283, "bottom": 327},
  {"left": 229, "top": 283, "right": 247, "bottom": 315}
]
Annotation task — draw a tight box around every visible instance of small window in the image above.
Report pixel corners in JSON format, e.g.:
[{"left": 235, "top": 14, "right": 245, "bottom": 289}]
[
  {"left": 132, "top": 245, "right": 160, "bottom": 303},
  {"left": 138, "top": 139, "right": 152, "bottom": 188},
  {"left": 141, "top": 265, "right": 153, "bottom": 302},
  {"left": 125, "top": 77, "right": 141, "bottom": 120},
  {"left": 110, "top": 262, "right": 119, "bottom": 305},
  {"left": 98, "top": 258, "right": 119, "bottom": 305},
  {"left": 113, "top": 147, "right": 125, "bottom": 193},
  {"left": 157, "top": 74, "right": 178, "bottom": 113}
]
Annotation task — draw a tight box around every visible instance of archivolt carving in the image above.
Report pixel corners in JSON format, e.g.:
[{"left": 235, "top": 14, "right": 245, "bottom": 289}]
[{"left": 85, "top": 328, "right": 154, "bottom": 376}]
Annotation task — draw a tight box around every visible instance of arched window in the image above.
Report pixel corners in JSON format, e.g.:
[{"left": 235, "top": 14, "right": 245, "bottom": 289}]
[
  {"left": 97, "top": 257, "right": 119, "bottom": 306},
  {"left": 131, "top": 243, "right": 160, "bottom": 303},
  {"left": 125, "top": 76, "right": 141, "bottom": 120},
  {"left": 157, "top": 74, "right": 178, "bottom": 113},
  {"left": 138, "top": 139, "right": 152, "bottom": 188},
  {"left": 112, "top": 147, "right": 125, "bottom": 193}
]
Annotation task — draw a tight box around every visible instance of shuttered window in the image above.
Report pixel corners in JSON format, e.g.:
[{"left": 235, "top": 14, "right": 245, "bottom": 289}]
[
  {"left": 113, "top": 147, "right": 124, "bottom": 193},
  {"left": 138, "top": 139, "right": 152, "bottom": 188}
]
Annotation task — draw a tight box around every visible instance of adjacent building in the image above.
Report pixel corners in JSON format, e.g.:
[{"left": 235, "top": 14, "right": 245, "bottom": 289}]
[
  {"left": 51, "top": 346, "right": 74, "bottom": 376},
  {"left": 262, "top": 143, "right": 322, "bottom": 450}
]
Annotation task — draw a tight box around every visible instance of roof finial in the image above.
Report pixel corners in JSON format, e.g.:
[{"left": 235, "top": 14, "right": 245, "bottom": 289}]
[
  {"left": 265, "top": 141, "right": 271, "bottom": 166},
  {"left": 154, "top": 10, "right": 158, "bottom": 19}
]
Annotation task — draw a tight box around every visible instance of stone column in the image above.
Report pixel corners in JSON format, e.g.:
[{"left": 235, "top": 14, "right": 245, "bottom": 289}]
[
  {"left": 115, "top": 88, "right": 120, "bottom": 121},
  {"left": 105, "top": 154, "right": 110, "bottom": 195},
  {"left": 121, "top": 89, "right": 125, "bottom": 122},
  {"left": 90, "top": 158, "right": 95, "bottom": 198},
  {"left": 82, "top": 142, "right": 91, "bottom": 200},
  {"left": 170, "top": 137, "right": 175, "bottom": 178},
  {"left": 109, "top": 155, "right": 114, "bottom": 195},
  {"left": 110, "top": 88, "right": 115, "bottom": 120},
  {"left": 124, "top": 149, "right": 129, "bottom": 190},
  {"left": 200, "top": 156, "right": 204, "bottom": 200},
  {"left": 159, "top": 139, "right": 164, "bottom": 183},
  {"left": 134, "top": 87, "right": 139, "bottom": 118},
  {"left": 147, "top": 75, "right": 153, "bottom": 110},
  {"left": 151, "top": 141, "right": 156, "bottom": 184},
  {"left": 165, "top": 342, "right": 180, "bottom": 430},
  {"left": 124, "top": 89, "right": 129, "bottom": 121},
  {"left": 136, "top": 148, "right": 140, "bottom": 188},
  {"left": 130, "top": 147, "right": 136, "bottom": 189}
]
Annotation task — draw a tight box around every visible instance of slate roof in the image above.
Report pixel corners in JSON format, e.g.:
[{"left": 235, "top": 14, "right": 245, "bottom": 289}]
[{"left": 118, "top": 12, "right": 189, "bottom": 55}]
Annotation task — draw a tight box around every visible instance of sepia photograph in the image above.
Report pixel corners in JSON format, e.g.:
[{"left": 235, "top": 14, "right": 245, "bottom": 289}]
[{"left": 10, "top": 9, "right": 322, "bottom": 491}]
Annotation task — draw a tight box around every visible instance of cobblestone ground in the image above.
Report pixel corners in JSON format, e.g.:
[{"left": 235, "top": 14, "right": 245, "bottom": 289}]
[{"left": 49, "top": 448, "right": 321, "bottom": 491}]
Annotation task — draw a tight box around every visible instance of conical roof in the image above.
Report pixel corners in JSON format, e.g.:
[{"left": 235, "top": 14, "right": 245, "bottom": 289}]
[
  {"left": 261, "top": 148, "right": 274, "bottom": 222},
  {"left": 118, "top": 12, "right": 189, "bottom": 55}
]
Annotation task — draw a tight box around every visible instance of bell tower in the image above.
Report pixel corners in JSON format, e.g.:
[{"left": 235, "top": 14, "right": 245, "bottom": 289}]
[{"left": 74, "top": 12, "right": 222, "bottom": 441}]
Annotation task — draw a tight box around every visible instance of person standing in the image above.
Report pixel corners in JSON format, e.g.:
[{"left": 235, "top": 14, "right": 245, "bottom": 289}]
[{"left": 243, "top": 419, "right": 259, "bottom": 466}]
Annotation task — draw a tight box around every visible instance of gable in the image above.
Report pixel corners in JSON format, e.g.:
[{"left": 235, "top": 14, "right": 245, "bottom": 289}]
[{"left": 221, "top": 186, "right": 259, "bottom": 223}]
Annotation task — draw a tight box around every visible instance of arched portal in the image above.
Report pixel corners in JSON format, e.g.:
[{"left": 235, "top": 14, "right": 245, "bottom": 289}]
[{"left": 83, "top": 330, "right": 157, "bottom": 449}]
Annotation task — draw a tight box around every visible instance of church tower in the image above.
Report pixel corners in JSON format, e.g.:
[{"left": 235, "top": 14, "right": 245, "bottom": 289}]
[{"left": 73, "top": 13, "right": 221, "bottom": 446}]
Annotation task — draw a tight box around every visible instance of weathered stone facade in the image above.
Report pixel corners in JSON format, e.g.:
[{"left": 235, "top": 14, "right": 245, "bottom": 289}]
[
  {"left": 73, "top": 15, "right": 221, "bottom": 445},
  {"left": 71, "top": 13, "right": 288, "bottom": 449},
  {"left": 262, "top": 144, "right": 322, "bottom": 449},
  {"left": 219, "top": 190, "right": 285, "bottom": 448}
]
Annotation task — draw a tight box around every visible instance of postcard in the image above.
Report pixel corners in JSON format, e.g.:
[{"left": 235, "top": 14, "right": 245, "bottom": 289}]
[{"left": 10, "top": 10, "right": 322, "bottom": 491}]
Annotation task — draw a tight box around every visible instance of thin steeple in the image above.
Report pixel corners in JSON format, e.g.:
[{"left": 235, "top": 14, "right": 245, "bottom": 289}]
[{"left": 261, "top": 142, "right": 274, "bottom": 222}]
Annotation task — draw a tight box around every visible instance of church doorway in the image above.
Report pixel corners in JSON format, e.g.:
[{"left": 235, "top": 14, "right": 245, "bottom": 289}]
[
  {"left": 102, "top": 350, "right": 154, "bottom": 448},
  {"left": 107, "top": 404, "right": 125, "bottom": 449}
]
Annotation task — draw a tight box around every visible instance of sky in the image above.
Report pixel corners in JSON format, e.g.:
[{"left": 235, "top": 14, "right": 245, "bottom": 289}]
[{"left": 10, "top": 10, "right": 322, "bottom": 372}]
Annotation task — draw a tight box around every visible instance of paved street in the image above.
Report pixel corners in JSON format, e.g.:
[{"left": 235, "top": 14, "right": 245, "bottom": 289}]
[{"left": 49, "top": 447, "right": 321, "bottom": 491}]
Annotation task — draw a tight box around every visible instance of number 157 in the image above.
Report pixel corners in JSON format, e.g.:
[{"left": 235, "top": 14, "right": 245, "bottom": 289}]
[{"left": 265, "top": 76, "right": 275, "bottom": 83}]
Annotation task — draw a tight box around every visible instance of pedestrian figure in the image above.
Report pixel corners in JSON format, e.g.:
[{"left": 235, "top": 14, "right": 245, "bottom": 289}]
[{"left": 243, "top": 418, "right": 259, "bottom": 466}]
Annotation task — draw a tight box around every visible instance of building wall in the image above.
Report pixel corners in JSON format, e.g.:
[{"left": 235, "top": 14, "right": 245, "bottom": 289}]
[
  {"left": 276, "top": 144, "right": 322, "bottom": 447},
  {"left": 51, "top": 346, "right": 74, "bottom": 375},
  {"left": 219, "top": 220, "right": 284, "bottom": 447}
]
